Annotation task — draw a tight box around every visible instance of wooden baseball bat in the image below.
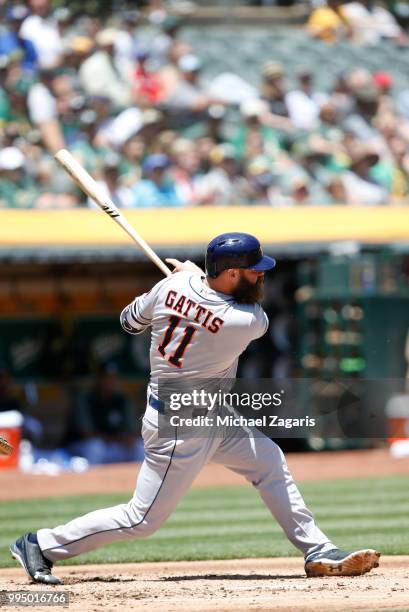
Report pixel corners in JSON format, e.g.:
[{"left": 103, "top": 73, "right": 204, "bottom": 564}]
[{"left": 54, "top": 149, "right": 172, "bottom": 277}]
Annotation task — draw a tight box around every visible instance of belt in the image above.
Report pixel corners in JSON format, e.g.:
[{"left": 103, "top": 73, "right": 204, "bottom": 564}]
[{"left": 148, "top": 394, "right": 165, "bottom": 414}]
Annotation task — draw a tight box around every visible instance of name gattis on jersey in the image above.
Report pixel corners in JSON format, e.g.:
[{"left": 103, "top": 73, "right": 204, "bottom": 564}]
[{"left": 165, "top": 290, "right": 224, "bottom": 333}]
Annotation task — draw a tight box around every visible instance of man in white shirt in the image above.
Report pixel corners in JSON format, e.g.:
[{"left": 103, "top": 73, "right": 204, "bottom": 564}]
[
  {"left": 342, "top": 0, "right": 404, "bottom": 45},
  {"left": 20, "top": 0, "right": 63, "bottom": 69},
  {"left": 27, "top": 69, "right": 65, "bottom": 153},
  {"left": 78, "top": 28, "right": 132, "bottom": 109},
  {"left": 285, "top": 68, "right": 327, "bottom": 131}
]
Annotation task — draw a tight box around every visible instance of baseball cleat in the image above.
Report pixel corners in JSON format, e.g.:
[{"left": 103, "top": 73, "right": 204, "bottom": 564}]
[
  {"left": 305, "top": 548, "right": 381, "bottom": 577},
  {"left": 10, "top": 533, "right": 61, "bottom": 585}
]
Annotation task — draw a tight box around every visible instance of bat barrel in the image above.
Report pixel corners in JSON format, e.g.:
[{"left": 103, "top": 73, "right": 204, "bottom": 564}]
[{"left": 55, "top": 149, "right": 172, "bottom": 277}]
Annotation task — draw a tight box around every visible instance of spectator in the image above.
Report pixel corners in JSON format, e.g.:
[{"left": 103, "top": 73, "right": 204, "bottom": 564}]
[
  {"left": 298, "top": 104, "right": 348, "bottom": 184},
  {"left": 342, "top": 146, "right": 388, "bottom": 205},
  {"left": 292, "top": 139, "right": 330, "bottom": 185},
  {"left": 164, "top": 54, "right": 222, "bottom": 114},
  {"left": 87, "top": 154, "right": 134, "bottom": 209},
  {"left": 0, "top": 65, "right": 12, "bottom": 124},
  {"left": 289, "top": 176, "right": 312, "bottom": 205},
  {"left": 231, "top": 99, "right": 282, "bottom": 161},
  {"left": 306, "top": 0, "right": 352, "bottom": 43},
  {"left": 342, "top": 0, "right": 405, "bottom": 45},
  {"left": 119, "top": 134, "right": 144, "bottom": 186},
  {"left": 132, "top": 48, "right": 162, "bottom": 106},
  {"left": 71, "top": 109, "right": 105, "bottom": 174},
  {"left": 33, "top": 156, "right": 79, "bottom": 209},
  {"left": 387, "top": 137, "right": 409, "bottom": 200},
  {"left": 20, "top": 0, "right": 63, "bottom": 69},
  {"left": 150, "top": 128, "right": 177, "bottom": 156},
  {"left": 83, "top": 15, "right": 102, "bottom": 41},
  {"left": 0, "top": 5, "right": 38, "bottom": 74},
  {"left": 194, "top": 136, "right": 216, "bottom": 174},
  {"left": 373, "top": 70, "right": 393, "bottom": 96},
  {"left": 78, "top": 28, "right": 132, "bottom": 109},
  {"left": 342, "top": 83, "right": 381, "bottom": 143},
  {"left": 54, "top": 7, "right": 74, "bottom": 41},
  {"left": 331, "top": 70, "right": 355, "bottom": 119},
  {"left": 27, "top": 69, "right": 65, "bottom": 154},
  {"left": 370, "top": 135, "right": 409, "bottom": 201},
  {"left": 131, "top": 154, "right": 183, "bottom": 207},
  {"left": 86, "top": 95, "right": 115, "bottom": 148},
  {"left": 63, "top": 363, "right": 143, "bottom": 464},
  {"left": 170, "top": 138, "right": 202, "bottom": 204},
  {"left": 314, "top": 102, "right": 345, "bottom": 153},
  {"left": 156, "top": 39, "right": 192, "bottom": 102},
  {"left": 52, "top": 73, "right": 82, "bottom": 144},
  {"left": 61, "top": 36, "right": 93, "bottom": 76},
  {"left": 137, "top": 109, "right": 165, "bottom": 149},
  {"left": 113, "top": 9, "right": 141, "bottom": 73},
  {"left": 2, "top": 75, "right": 32, "bottom": 132},
  {"left": 182, "top": 104, "right": 226, "bottom": 142},
  {"left": 397, "top": 87, "right": 409, "bottom": 122},
  {"left": 285, "top": 68, "right": 327, "bottom": 131},
  {"left": 326, "top": 175, "right": 348, "bottom": 203},
  {"left": 260, "top": 60, "right": 289, "bottom": 118},
  {"left": 150, "top": 15, "right": 183, "bottom": 68},
  {"left": 195, "top": 144, "right": 249, "bottom": 205},
  {"left": 246, "top": 157, "right": 288, "bottom": 206},
  {"left": 146, "top": 0, "right": 169, "bottom": 25},
  {"left": 0, "top": 147, "right": 38, "bottom": 208}
]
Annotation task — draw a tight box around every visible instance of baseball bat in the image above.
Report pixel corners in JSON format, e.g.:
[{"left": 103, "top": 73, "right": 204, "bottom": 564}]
[{"left": 54, "top": 149, "right": 172, "bottom": 277}]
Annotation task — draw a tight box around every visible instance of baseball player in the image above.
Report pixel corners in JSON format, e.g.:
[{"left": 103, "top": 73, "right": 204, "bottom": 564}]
[{"left": 10, "top": 233, "right": 380, "bottom": 584}]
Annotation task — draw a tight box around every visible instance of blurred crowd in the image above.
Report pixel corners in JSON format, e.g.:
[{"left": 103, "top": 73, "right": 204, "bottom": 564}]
[
  {"left": 1, "top": 0, "right": 409, "bottom": 208},
  {"left": 307, "top": 0, "right": 407, "bottom": 45}
]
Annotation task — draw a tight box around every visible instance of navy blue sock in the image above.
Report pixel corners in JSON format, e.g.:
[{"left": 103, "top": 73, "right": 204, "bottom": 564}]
[{"left": 27, "top": 533, "right": 38, "bottom": 545}]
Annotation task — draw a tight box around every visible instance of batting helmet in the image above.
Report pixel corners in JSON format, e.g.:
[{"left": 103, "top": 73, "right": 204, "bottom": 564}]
[{"left": 205, "top": 232, "right": 276, "bottom": 278}]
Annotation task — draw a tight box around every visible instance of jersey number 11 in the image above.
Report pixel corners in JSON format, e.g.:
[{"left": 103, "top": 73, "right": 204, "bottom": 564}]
[{"left": 158, "top": 315, "right": 196, "bottom": 368}]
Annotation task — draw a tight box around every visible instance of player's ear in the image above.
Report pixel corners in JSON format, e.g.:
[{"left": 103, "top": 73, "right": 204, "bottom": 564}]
[{"left": 228, "top": 269, "right": 239, "bottom": 281}]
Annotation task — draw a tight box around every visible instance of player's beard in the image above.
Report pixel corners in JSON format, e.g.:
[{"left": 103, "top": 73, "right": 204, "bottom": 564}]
[{"left": 232, "top": 273, "right": 264, "bottom": 304}]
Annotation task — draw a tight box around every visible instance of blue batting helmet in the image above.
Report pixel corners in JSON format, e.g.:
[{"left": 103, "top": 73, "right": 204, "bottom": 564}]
[{"left": 205, "top": 232, "right": 276, "bottom": 278}]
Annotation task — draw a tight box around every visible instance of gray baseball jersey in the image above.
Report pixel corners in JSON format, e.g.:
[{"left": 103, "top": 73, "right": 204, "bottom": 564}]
[{"left": 120, "top": 271, "right": 268, "bottom": 395}]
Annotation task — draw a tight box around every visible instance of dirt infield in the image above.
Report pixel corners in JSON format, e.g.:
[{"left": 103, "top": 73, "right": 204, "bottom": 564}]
[
  {"left": 1, "top": 448, "right": 409, "bottom": 501},
  {"left": 1, "top": 556, "right": 409, "bottom": 611},
  {"left": 2, "top": 448, "right": 409, "bottom": 610}
]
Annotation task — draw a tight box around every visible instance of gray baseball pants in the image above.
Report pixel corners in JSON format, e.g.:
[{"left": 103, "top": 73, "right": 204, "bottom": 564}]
[{"left": 38, "top": 404, "right": 334, "bottom": 561}]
